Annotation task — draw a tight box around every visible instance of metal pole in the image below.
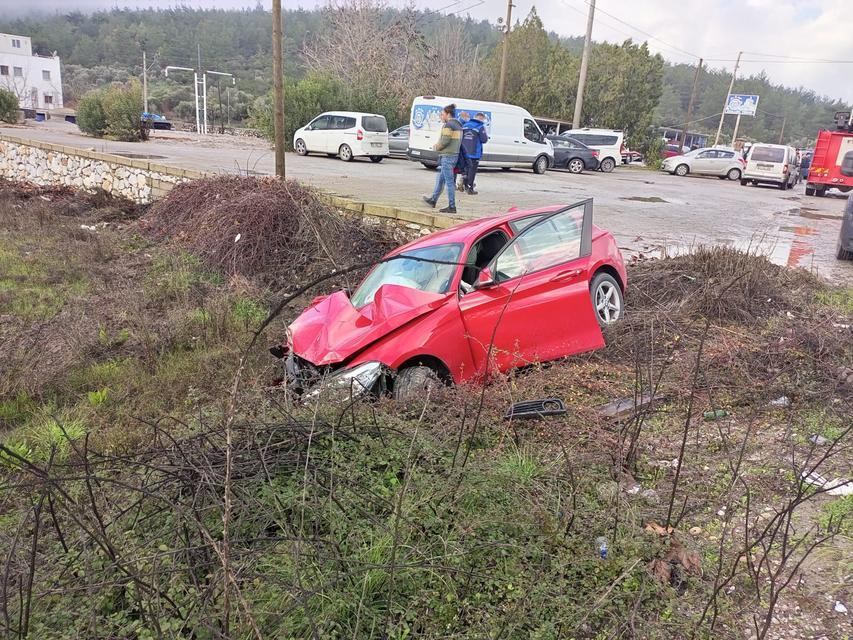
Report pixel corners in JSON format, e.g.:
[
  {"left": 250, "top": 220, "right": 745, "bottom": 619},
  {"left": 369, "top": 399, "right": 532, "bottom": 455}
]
[
  {"left": 679, "top": 57, "right": 702, "bottom": 148},
  {"left": 272, "top": 0, "right": 286, "bottom": 178},
  {"left": 778, "top": 116, "right": 786, "bottom": 144},
  {"left": 572, "top": 0, "right": 596, "bottom": 129},
  {"left": 202, "top": 73, "right": 208, "bottom": 134},
  {"left": 193, "top": 72, "right": 200, "bottom": 134},
  {"left": 142, "top": 50, "right": 148, "bottom": 113},
  {"left": 496, "top": 0, "right": 514, "bottom": 103},
  {"left": 731, "top": 113, "right": 742, "bottom": 146},
  {"left": 714, "top": 51, "right": 742, "bottom": 147}
]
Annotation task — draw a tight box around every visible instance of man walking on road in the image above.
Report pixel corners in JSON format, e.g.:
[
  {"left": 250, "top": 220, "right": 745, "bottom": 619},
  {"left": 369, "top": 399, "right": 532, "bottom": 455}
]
[
  {"left": 423, "top": 104, "right": 463, "bottom": 214},
  {"left": 459, "top": 112, "right": 488, "bottom": 195}
]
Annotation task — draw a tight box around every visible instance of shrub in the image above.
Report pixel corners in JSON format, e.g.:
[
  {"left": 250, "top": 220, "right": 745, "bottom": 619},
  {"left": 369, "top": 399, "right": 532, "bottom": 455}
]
[
  {"left": 0, "top": 87, "right": 18, "bottom": 123},
  {"left": 102, "top": 81, "right": 146, "bottom": 141},
  {"left": 76, "top": 90, "right": 107, "bottom": 137}
]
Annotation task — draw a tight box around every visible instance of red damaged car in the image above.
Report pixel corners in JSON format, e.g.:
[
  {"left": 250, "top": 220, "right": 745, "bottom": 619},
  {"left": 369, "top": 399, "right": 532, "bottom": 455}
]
[{"left": 275, "top": 199, "right": 627, "bottom": 401}]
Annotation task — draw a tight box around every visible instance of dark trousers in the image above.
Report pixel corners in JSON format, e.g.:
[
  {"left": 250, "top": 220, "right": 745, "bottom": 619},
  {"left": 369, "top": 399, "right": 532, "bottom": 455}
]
[{"left": 464, "top": 158, "right": 480, "bottom": 189}]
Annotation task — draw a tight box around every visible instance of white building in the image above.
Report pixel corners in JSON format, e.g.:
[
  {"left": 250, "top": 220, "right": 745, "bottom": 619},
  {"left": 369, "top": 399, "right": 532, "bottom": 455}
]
[{"left": 0, "top": 33, "right": 63, "bottom": 111}]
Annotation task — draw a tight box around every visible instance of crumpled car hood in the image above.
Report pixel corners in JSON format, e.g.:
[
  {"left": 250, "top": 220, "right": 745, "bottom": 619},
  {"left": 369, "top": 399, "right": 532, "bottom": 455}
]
[{"left": 289, "top": 285, "right": 449, "bottom": 366}]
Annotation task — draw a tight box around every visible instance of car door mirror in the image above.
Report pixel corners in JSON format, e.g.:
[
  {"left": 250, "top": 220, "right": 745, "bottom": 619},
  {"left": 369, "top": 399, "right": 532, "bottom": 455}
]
[{"left": 473, "top": 267, "right": 496, "bottom": 290}]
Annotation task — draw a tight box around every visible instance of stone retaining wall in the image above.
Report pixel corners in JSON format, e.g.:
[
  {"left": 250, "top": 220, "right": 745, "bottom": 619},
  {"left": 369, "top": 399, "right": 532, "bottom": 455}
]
[{"left": 0, "top": 135, "right": 205, "bottom": 203}]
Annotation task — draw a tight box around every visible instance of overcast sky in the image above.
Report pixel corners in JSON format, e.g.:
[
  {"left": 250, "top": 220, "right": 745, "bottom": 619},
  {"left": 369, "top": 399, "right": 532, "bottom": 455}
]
[{"left": 16, "top": 0, "right": 853, "bottom": 104}]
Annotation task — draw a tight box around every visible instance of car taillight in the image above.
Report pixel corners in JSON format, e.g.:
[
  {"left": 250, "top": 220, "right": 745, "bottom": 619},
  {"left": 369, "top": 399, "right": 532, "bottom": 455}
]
[
  {"left": 782, "top": 164, "right": 788, "bottom": 174},
  {"left": 357, "top": 129, "right": 364, "bottom": 141}
]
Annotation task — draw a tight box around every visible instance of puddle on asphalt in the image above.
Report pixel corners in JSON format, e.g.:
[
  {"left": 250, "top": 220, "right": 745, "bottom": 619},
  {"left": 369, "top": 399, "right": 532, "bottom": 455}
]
[
  {"left": 798, "top": 208, "right": 841, "bottom": 221},
  {"left": 113, "top": 152, "right": 168, "bottom": 159},
  {"left": 620, "top": 196, "right": 668, "bottom": 203}
]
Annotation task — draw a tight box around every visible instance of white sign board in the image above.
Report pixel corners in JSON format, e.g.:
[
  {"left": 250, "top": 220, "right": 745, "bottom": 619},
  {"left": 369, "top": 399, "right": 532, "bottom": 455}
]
[{"left": 724, "top": 94, "right": 759, "bottom": 116}]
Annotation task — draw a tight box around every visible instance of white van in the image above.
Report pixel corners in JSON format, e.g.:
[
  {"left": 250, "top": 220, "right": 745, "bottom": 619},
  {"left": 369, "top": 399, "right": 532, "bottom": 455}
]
[
  {"left": 561, "top": 128, "right": 624, "bottom": 173},
  {"left": 293, "top": 111, "right": 389, "bottom": 162},
  {"left": 407, "top": 96, "right": 553, "bottom": 174},
  {"left": 741, "top": 143, "right": 798, "bottom": 189}
]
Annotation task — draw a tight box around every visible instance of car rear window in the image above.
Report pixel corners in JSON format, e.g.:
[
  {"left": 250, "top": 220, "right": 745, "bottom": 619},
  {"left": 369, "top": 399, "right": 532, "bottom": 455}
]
[
  {"left": 572, "top": 134, "right": 618, "bottom": 146},
  {"left": 751, "top": 146, "right": 784, "bottom": 163},
  {"left": 362, "top": 116, "right": 388, "bottom": 132}
]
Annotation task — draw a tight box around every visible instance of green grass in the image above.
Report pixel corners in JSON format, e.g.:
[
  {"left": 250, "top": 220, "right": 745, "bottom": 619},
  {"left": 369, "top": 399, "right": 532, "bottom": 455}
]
[
  {"left": 0, "top": 246, "right": 87, "bottom": 319},
  {"left": 816, "top": 287, "right": 853, "bottom": 315}
]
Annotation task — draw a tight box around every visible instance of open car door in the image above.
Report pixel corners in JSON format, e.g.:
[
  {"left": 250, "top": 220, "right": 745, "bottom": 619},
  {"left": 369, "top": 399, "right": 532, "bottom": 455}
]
[{"left": 458, "top": 200, "right": 604, "bottom": 377}]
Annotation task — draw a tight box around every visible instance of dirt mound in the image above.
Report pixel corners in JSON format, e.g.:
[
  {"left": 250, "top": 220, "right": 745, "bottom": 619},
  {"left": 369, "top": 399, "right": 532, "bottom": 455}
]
[
  {"left": 144, "top": 176, "right": 400, "bottom": 286},
  {"left": 625, "top": 246, "right": 824, "bottom": 324}
]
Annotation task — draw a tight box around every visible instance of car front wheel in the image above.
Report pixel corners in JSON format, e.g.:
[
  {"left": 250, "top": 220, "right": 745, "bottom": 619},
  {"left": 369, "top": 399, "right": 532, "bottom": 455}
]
[
  {"left": 675, "top": 164, "right": 689, "bottom": 177},
  {"left": 590, "top": 272, "right": 623, "bottom": 326},
  {"left": 533, "top": 155, "right": 549, "bottom": 174},
  {"left": 599, "top": 158, "right": 616, "bottom": 173},
  {"left": 394, "top": 366, "right": 440, "bottom": 403},
  {"left": 370, "top": 156, "right": 383, "bottom": 163},
  {"left": 295, "top": 139, "right": 308, "bottom": 156}
]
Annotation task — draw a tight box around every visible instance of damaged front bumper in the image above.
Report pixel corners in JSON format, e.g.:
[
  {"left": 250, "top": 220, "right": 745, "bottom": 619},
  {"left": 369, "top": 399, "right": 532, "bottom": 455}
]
[{"left": 272, "top": 346, "right": 387, "bottom": 402}]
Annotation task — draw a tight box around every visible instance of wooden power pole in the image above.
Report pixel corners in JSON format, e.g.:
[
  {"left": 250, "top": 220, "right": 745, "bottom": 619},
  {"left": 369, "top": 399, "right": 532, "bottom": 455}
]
[
  {"left": 272, "top": 0, "right": 286, "bottom": 178},
  {"left": 572, "top": 0, "right": 596, "bottom": 129},
  {"left": 679, "top": 57, "right": 703, "bottom": 148},
  {"left": 496, "top": 0, "right": 514, "bottom": 102}
]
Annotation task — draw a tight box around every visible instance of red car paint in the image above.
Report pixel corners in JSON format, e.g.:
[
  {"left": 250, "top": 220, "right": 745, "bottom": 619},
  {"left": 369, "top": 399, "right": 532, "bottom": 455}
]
[
  {"left": 806, "top": 128, "right": 853, "bottom": 196},
  {"left": 285, "top": 202, "right": 627, "bottom": 384}
]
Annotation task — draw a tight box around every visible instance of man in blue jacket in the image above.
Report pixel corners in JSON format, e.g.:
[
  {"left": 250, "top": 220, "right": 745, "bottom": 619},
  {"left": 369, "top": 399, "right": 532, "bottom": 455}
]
[{"left": 458, "top": 112, "right": 489, "bottom": 195}]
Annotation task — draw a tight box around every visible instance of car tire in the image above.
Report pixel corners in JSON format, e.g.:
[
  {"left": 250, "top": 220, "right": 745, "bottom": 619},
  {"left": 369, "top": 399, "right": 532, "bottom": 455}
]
[
  {"left": 600, "top": 157, "right": 616, "bottom": 173},
  {"left": 370, "top": 156, "right": 383, "bottom": 163},
  {"left": 394, "top": 366, "right": 440, "bottom": 403},
  {"left": 533, "top": 155, "right": 549, "bottom": 174},
  {"left": 590, "top": 272, "right": 624, "bottom": 327},
  {"left": 837, "top": 245, "right": 853, "bottom": 261},
  {"left": 805, "top": 186, "right": 815, "bottom": 196},
  {"left": 740, "top": 178, "right": 748, "bottom": 186},
  {"left": 567, "top": 158, "right": 584, "bottom": 174},
  {"left": 727, "top": 168, "right": 741, "bottom": 181},
  {"left": 339, "top": 144, "right": 353, "bottom": 162},
  {"left": 674, "top": 163, "right": 689, "bottom": 177},
  {"left": 501, "top": 167, "right": 512, "bottom": 172},
  {"left": 421, "top": 162, "right": 438, "bottom": 170},
  {"left": 295, "top": 139, "right": 308, "bottom": 156},
  {"left": 839, "top": 186, "right": 852, "bottom": 193},
  {"left": 816, "top": 187, "right": 827, "bottom": 197},
  {"left": 778, "top": 180, "right": 787, "bottom": 190}
]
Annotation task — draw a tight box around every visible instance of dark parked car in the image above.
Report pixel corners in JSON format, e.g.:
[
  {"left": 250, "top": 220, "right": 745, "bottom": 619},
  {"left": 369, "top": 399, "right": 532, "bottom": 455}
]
[
  {"left": 389, "top": 125, "right": 410, "bottom": 157},
  {"left": 547, "top": 136, "right": 600, "bottom": 173}
]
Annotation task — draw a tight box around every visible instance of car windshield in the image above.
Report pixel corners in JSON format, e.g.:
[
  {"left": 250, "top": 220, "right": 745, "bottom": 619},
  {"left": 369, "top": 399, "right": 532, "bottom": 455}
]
[
  {"left": 750, "top": 146, "right": 785, "bottom": 163},
  {"left": 362, "top": 116, "right": 388, "bottom": 132},
  {"left": 349, "top": 243, "right": 462, "bottom": 308}
]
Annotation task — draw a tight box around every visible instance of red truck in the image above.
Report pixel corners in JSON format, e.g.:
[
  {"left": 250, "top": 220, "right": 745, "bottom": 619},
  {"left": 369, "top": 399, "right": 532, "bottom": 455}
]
[{"left": 805, "top": 111, "right": 853, "bottom": 197}]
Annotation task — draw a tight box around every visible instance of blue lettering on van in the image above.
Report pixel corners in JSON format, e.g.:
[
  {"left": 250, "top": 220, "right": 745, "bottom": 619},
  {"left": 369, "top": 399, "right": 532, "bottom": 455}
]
[{"left": 412, "top": 104, "right": 492, "bottom": 134}]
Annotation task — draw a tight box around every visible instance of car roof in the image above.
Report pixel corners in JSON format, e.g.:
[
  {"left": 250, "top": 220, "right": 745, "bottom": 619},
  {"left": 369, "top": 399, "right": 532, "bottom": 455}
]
[
  {"left": 389, "top": 205, "right": 571, "bottom": 254},
  {"left": 319, "top": 111, "right": 385, "bottom": 118},
  {"left": 570, "top": 128, "right": 623, "bottom": 135}
]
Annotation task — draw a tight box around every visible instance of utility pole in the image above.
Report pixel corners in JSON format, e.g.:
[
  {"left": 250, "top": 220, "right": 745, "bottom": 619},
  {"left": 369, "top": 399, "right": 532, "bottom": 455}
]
[
  {"left": 142, "top": 50, "right": 149, "bottom": 113},
  {"left": 714, "top": 50, "right": 742, "bottom": 147},
  {"left": 496, "top": 0, "right": 514, "bottom": 103},
  {"left": 679, "top": 57, "right": 702, "bottom": 149},
  {"left": 778, "top": 116, "right": 786, "bottom": 144},
  {"left": 272, "top": 0, "right": 286, "bottom": 178},
  {"left": 572, "top": 0, "right": 596, "bottom": 129}
]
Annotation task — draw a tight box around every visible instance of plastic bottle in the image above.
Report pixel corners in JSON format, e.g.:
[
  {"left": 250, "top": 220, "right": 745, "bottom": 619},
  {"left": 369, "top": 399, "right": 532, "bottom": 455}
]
[
  {"left": 595, "top": 536, "right": 608, "bottom": 559},
  {"left": 702, "top": 409, "right": 728, "bottom": 421}
]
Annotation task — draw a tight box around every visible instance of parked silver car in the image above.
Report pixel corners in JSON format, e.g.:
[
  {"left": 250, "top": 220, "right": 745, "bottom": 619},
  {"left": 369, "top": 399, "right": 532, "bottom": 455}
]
[
  {"left": 388, "top": 125, "right": 409, "bottom": 157},
  {"left": 662, "top": 147, "right": 745, "bottom": 180}
]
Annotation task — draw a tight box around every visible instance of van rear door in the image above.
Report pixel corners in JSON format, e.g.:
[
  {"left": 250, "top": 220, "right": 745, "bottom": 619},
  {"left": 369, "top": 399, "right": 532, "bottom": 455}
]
[
  {"left": 360, "top": 115, "right": 388, "bottom": 154},
  {"left": 748, "top": 145, "right": 786, "bottom": 181}
]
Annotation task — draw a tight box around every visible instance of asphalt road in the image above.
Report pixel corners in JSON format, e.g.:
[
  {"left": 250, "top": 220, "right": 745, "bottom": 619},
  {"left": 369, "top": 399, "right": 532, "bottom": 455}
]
[{"left": 3, "top": 121, "right": 852, "bottom": 285}]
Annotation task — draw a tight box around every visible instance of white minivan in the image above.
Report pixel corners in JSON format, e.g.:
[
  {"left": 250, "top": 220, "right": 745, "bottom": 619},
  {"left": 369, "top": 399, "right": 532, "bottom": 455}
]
[
  {"left": 741, "top": 143, "right": 798, "bottom": 189},
  {"left": 293, "top": 111, "right": 389, "bottom": 162},
  {"left": 562, "top": 128, "right": 624, "bottom": 173},
  {"left": 407, "top": 96, "right": 553, "bottom": 174}
]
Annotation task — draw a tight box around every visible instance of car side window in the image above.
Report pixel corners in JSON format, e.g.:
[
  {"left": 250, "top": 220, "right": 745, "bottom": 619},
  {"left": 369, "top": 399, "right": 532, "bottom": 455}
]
[
  {"left": 310, "top": 116, "right": 331, "bottom": 130},
  {"left": 720, "top": 151, "right": 734, "bottom": 159},
  {"left": 493, "top": 208, "right": 583, "bottom": 282},
  {"left": 697, "top": 150, "right": 714, "bottom": 159},
  {"left": 524, "top": 119, "right": 543, "bottom": 143}
]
